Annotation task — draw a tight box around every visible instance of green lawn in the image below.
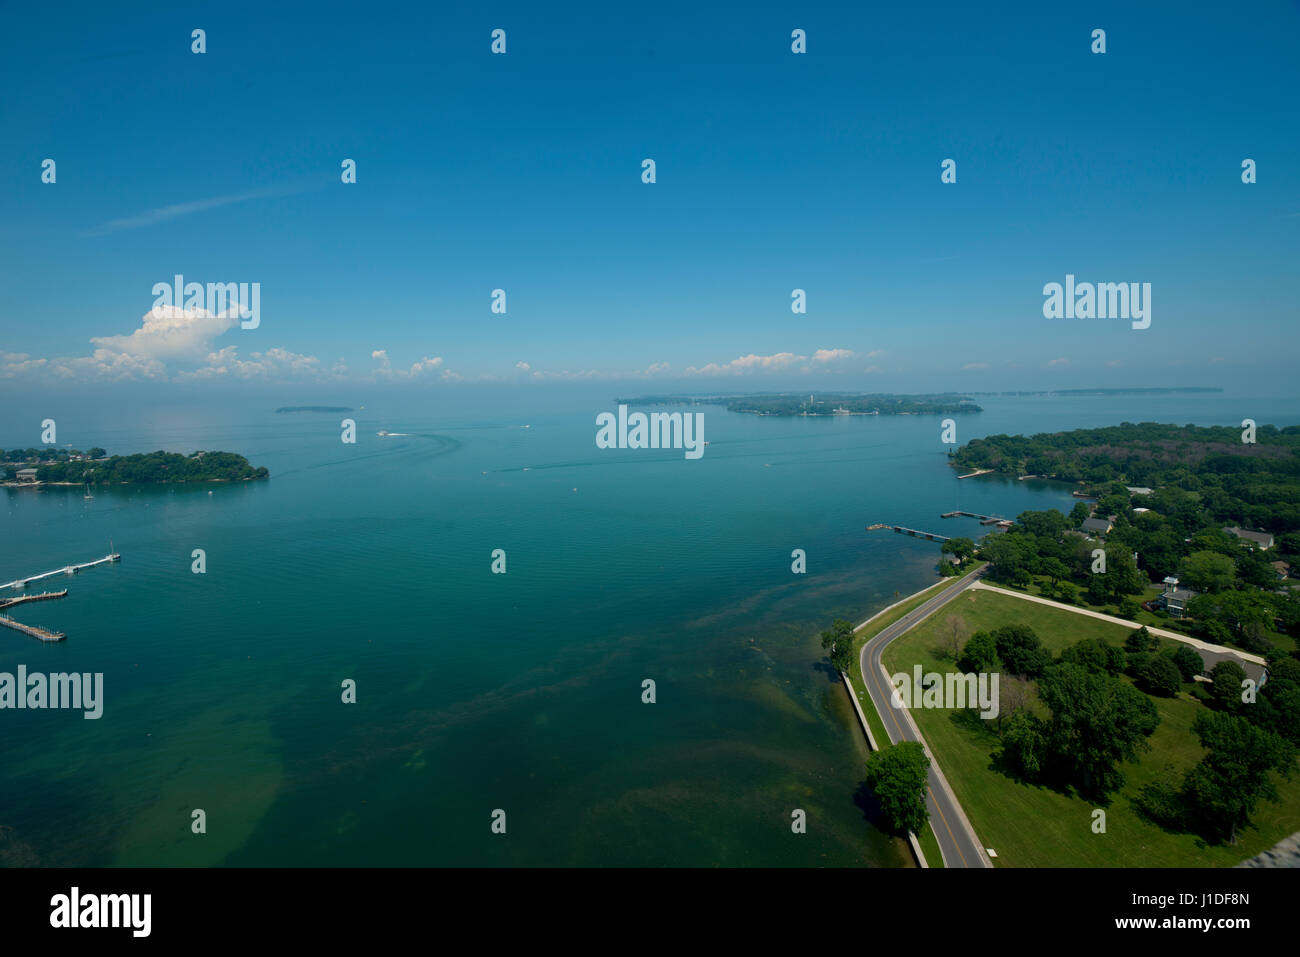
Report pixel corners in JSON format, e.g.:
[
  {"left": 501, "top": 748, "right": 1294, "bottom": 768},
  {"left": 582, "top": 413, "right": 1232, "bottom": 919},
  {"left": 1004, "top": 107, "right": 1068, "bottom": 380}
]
[{"left": 880, "top": 588, "right": 1300, "bottom": 867}]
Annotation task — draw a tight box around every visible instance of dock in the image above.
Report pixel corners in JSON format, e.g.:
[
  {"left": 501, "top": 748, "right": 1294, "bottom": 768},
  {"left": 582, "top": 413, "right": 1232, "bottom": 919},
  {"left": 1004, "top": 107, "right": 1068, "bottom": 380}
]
[
  {"left": 941, "top": 510, "right": 1014, "bottom": 527},
  {"left": 867, "top": 524, "right": 951, "bottom": 543},
  {"left": 0, "top": 615, "right": 65, "bottom": 642},
  {"left": 1, "top": 553, "right": 119, "bottom": 591},
  {"left": 956, "top": 468, "right": 994, "bottom": 480},
  {"left": 0, "top": 589, "right": 68, "bottom": 611}
]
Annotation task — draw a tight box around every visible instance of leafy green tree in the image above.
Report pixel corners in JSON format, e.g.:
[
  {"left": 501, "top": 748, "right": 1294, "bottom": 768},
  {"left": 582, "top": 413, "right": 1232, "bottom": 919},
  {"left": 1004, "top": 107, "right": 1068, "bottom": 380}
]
[
  {"left": 999, "top": 710, "right": 1048, "bottom": 779},
  {"left": 1178, "top": 550, "right": 1237, "bottom": 593},
  {"left": 1117, "top": 596, "right": 1140, "bottom": 619},
  {"left": 1182, "top": 711, "right": 1296, "bottom": 844},
  {"left": 940, "top": 537, "right": 976, "bottom": 563},
  {"left": 1209, "top": 660, "right": 1248, "bottom": 712},
  {"left": 1039, "top": 557, "right": 1071, "bottom": 585},
  {"left": 1037, "top": 663, "right": 1161, "bottom": 796},
  {"left": 993, "top": 624, "right": 1051, "bottom": 677},
  {"left": 1059, "top": 638, "right": 1108, "bottom": 674},
  {"left": 1070, "top": 501, "right": 1091, "bottom": 527},
  {"left": 1125, "top": 626, "right": 1156, "bottom": 654},
  {"left": 1140, "top": 654, "right": 1183, "bottom": 697},
  {"left": 1171, "top": 644, "right": 1205, "bottom": 682},
  {"left": 864, "top": 742, "right": 931, "bottom": 834},
  {"left": 959, "top": 630, "right": 1000, "bottom": 673},
  {"left": 819, "top": 619, "right": 856, "bottom": 674}
]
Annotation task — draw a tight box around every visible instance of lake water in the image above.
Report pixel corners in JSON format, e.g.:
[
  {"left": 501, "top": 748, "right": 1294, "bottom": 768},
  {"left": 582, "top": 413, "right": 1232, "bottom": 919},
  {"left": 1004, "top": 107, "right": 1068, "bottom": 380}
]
[{"left": 1, "top": 388, "right": 1296, "bottom": 866}]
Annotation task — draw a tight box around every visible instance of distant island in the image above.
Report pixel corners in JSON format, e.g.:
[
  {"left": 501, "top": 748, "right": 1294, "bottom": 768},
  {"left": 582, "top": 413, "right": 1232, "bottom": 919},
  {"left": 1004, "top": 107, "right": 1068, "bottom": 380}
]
[
  {"left": 2, "top": 448, "right": 269, "bottom": 485},
  {"left": 275, "top": 406, "right": 353, "bottom": 413},
  {"left": 615, "top": 392, "right": 981, "bottom": 416},
  {"left": 962, "top": 387, "right": 1224, "bottom": 397}
]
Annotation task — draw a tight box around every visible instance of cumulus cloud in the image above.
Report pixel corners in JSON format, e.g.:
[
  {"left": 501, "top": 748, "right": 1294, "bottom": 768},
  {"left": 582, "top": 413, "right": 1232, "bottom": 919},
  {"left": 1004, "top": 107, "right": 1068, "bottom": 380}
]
[
  {"left": 2, "top": 306, "right": 335, "bottom": 383},
  {"left": 372, "top": 350, "right": 446, "bottom": 379},
  {"left": 1046, "top": 357, "right": 1071, "bottom": 368},
  {"left": 685, "top": 349, "right": 854, "bottom": 376},
  {"left": 515, "top": 361, "right": 530, "bottom": 371},
  {"left": 92, "top": 305, "right": 240, "bottom": 361}
]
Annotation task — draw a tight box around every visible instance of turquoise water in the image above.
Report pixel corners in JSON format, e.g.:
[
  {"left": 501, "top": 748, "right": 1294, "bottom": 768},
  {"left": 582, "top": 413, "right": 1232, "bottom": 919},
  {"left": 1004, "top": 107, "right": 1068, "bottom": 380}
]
[{"left": 1, "top": 389, "right": 1295, "bottom": 866}]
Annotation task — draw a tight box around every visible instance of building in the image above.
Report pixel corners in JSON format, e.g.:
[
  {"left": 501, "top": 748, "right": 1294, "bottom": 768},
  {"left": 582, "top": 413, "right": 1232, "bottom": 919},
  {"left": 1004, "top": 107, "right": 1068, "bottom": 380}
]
[
  {"left": 1126, "top": 486, "right": 1154, "bottom": 496},
  {"left": 1158, "top": 576, "right": 1198, "bottom": 618},
  {"left": 1223, "top": 526, "right": 1275, "bottom": 550},
  {"left": 15, "top": 468, "right": 39, "bottom": 484},
  {"left": 1081, "top": 516, "right": 1112, "bottom": 536},
  {"left": 1272, "top": 561, "right": 1291, "bottom": 581}
]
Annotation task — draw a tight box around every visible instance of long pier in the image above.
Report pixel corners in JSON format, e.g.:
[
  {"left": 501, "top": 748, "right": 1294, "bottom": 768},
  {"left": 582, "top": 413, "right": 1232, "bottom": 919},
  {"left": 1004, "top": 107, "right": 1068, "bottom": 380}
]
[
  {"left": 941, "top": 510, "right": 1012, "bottom": 527},
  {"left": 0, "top": 589, "right": 67, "bottom": 611},
  {"left": 0, "top": 615, "right": 65, "bottom": 642},
  {"left": 1, "top": 553, "right": 119, "bottom": 591},
  {"left": 867, "top": 524, "right": 950, "bottom": 543}
]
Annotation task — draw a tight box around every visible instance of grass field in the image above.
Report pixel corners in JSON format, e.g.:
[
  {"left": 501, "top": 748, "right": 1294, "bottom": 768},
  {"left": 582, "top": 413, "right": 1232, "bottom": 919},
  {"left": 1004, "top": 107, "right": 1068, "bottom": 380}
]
[{"left": 879, "top": 588, "right": 1300, "bottom": 867}]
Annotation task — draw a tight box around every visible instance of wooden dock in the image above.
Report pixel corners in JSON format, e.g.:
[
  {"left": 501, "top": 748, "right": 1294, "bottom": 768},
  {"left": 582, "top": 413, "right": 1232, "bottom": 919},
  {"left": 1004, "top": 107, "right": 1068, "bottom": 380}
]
[
  {"left": 0, "top": 589, "right": 67, "bottom": 611},
  {"left": 0, "top": 615, "right": 65, "bottom": 642}
]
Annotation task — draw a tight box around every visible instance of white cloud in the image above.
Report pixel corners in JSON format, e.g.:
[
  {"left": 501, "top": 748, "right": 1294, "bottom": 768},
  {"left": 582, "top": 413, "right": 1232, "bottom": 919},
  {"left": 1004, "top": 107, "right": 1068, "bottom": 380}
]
[
  {"left": 91, "top": 305, "right": 240, "bottom": 361},
  {"left": 685, "top": 349, "right": 856, "bottom": 377},
  {"left": 1046, "top": 357, "right": 1071, "bottom": 368},
  {"left": 515, "top": 361, "right": 530, "bottom": 371}
]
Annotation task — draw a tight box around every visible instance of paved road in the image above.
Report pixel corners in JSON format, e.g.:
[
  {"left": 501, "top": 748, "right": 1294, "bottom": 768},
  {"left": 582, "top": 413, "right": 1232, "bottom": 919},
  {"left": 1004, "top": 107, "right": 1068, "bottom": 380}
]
[{"left": 858, "top": 568, "right": 993, "bottom": 869}]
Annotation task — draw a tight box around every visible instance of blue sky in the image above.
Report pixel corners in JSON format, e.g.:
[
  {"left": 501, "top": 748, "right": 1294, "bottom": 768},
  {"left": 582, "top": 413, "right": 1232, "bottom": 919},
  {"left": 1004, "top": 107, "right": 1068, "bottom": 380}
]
[{"left": 2, "top": 0, "right": 1297, "bottom": 394}]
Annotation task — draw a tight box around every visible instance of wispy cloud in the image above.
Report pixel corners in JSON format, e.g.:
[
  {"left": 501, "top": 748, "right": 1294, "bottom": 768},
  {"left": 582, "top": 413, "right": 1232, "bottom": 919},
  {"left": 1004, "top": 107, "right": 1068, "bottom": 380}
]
[{"left": 81, "top": 183, "right": 317, "bottom": 237}]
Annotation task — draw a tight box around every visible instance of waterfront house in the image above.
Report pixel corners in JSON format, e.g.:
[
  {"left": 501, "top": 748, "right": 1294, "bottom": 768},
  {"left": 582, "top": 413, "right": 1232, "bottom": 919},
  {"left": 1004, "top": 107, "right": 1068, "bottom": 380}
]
[
  {"left": 16, "top": 468, "right": 39, "bottom": 484},
  {"left": 1223, "top": 526, "right": 1275, "bottom": 550}
]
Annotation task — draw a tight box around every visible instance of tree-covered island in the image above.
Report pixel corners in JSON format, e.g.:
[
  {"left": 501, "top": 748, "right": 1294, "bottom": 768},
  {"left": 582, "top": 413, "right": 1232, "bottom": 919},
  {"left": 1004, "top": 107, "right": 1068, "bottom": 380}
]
[
  {"left": 1, "top": 448, "right": 269, "bottom": 484},
  {"left": 616, "top": 392, "right": 981, "bottom": 415}
]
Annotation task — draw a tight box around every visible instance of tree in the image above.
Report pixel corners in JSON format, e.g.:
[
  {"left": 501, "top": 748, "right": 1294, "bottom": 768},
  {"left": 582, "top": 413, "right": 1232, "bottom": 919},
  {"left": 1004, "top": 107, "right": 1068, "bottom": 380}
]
[
  {"left": 980, "top": 534, "right": 1033, "bottom": 584},
  {"left": 941, "top": 537, "right": 976, "bottom": 563},
  {"left": 1125, "top": 625, "right": 1156, "bottom": 654},
  {"left": 1140, "top": 654, "right": 1183, "bottom": 697},
  {"left": 1070, "top": 501, "right": 1091, "bottom": 527},
  {"left": 945, "top": 614, "right": 969, "bottom": 661},
  {"left": 996, "top": 675, "right": 1032, "bottom": 733},
  {"left": 864, "top": 742, "right": 931, "bottom": 834},
  {"left": 1037, "top": 663, "right": 1161, "bottom": 796},
  {"left": 1059, "top": 638, "right": 1108, "bottom": 674},
  {"left": 1171, "top": 644, "right": 1205, "bottom": 682},
  {"left": 993, "top": 624, "right": 1051, "bottom": 677},
  {"left": 1038, "top": 557, "right": 1071, "bottom": 585},
  {"left": 1182, "top": 711, "right": 1296, "bottom": 844},
  {"left": 1178, "top": 550, "right": 1237, "bottom": 594},
  {"left": 819, "top": 619, "right": 856, "bottom": 674},
  {"left": 1209, "top": 660, "right": 1248, "bottom": 712},
  {"left": 999, "top": 710, "right": 1048, "bottom": 779},
  {"left": 1117, "top": 596, "right": 1141, "bottom": 619},
  {"left": 1103, "top": 547, "right": 1146, "bottom": 601},
  {"left": 959, "top": 630, "right": 1000, "bottom": 673}
]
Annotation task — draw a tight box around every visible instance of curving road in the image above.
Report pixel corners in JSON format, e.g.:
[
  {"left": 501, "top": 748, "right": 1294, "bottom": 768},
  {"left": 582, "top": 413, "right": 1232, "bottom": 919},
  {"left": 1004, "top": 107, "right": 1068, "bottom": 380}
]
[{"left": 857, "top": 567, "right": 993, "bottom": 869}]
